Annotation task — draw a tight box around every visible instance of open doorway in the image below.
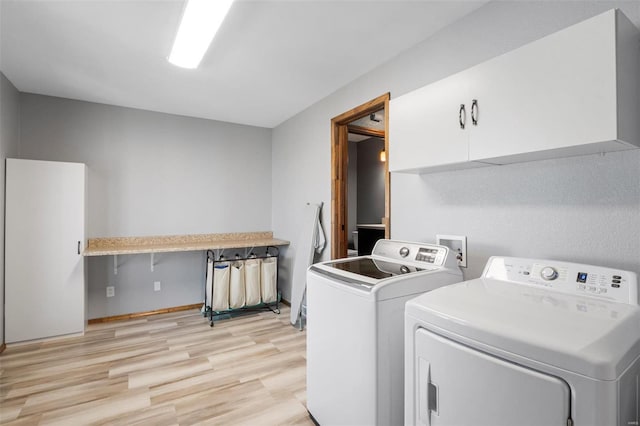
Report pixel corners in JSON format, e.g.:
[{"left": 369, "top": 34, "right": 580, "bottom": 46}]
[
  {"left": 331, "top": 93, "right": 390, "bottom": 259},
  {"left": 347, "top": 114, "right": 386, "bottom": 257}
]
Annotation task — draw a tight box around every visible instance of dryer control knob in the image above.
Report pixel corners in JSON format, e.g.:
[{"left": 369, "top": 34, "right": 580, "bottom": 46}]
[
  {"left": 399, "top": 247, "right": 410, "bottom": 258},
  {"left": 541, "top": 267, "right": 559, "bottom": 281}
]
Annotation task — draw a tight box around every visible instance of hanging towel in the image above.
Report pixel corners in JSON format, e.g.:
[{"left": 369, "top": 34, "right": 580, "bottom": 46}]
[
  {"left": 290, "top": 202, "right": 324, "bottom": 325},
  {"left": 313, "top": 213, "right": 326, "bottom": 254}
]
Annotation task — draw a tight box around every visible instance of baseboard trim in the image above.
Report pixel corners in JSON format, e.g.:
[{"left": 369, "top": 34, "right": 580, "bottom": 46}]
[
  {"left": 280, "top": 298, "right": 291, "bottom": 307},
  {"left": 0, "top": 343, "right": 6, "bottom": 354},
  {"left": 88, "top": 303, "right": 202, "bottom": 324}
]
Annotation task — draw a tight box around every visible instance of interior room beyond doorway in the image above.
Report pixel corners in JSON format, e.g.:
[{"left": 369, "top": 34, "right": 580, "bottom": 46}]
[{"left": 347, "top": 112, "right": 386, "bottom": 257}]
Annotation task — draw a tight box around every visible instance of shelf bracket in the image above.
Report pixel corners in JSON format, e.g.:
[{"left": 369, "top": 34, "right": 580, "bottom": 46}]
[
  {"left": 113, "top": 254, "right": 118, "bottom": 275},
  {"left": 150, "top": 253, "right": 155, "bottom": 272}
]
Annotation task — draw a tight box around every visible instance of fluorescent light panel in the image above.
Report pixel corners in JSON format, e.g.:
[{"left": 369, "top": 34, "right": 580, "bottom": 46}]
[{"left": 168, "top": 0, "right": 235, "bottom": 69}]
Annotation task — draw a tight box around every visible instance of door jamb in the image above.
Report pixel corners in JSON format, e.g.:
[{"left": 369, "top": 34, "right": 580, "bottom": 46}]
[{"left": 331, "top": 93, "right": 390, "bottom": 259}]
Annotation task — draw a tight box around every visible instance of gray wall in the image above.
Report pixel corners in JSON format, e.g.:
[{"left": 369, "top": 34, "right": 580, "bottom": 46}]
[
  {"left": 0, "top": 72, "right": 21, "bottom": 344},
  {"left": 272, "top": 0, "right": 640, "bottom": 300},
  {"left": 20, "top": 94, "right": 272, "bottom": 318},
  {"left": 393, "top": 151, "right": 640, "bottom": 278},
  {"left": 357, "top": 138, "right": 385, "bottom": 225},
  {"left": 347, "top": 138, "right": 386, "bottom": 248}
]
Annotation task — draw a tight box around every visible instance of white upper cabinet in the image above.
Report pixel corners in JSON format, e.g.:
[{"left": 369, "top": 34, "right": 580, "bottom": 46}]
[
  {"left": 389, "top": 9, "right": 640, "bottom": 174},
  {"left": 389, "top": 71, "right": 473, "bottom": 172}
]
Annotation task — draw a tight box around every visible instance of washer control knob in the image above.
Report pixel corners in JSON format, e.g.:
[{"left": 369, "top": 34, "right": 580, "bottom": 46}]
[
  {"left": 541, "top": 267, "right": 559, "bottom": 281},
  {"left": 399, "top": 247, "right": 410, "bottom": 258}
]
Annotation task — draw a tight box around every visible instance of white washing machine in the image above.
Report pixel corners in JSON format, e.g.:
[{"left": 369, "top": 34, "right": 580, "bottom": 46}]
[
  {"left": 405, "top": 256, "right": 640, "bottom": 426},
  {"left": 307, "top": 239, "right": 462, "bottom": 426}
]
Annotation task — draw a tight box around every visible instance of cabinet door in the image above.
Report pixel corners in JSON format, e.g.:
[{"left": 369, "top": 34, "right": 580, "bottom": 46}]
[
  {"left": 389, "top": 71, "right": 470, "bottom": 172},
  {"left": 5, "top": 159, "right": 86, "bottom": 343},
  {"left": 414, "top": 328, "right": 570, "bottom": 426},
  {"left": 468, "top": 10, "right": 618, "bottom": 163}
]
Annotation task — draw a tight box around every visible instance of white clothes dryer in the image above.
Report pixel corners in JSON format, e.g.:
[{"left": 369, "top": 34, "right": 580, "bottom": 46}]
[
  {"left": 405, "top": 256, "right": 640, "bottom": 426},
  {"left": 307, "top": 239, "right": 462, "bottom": 426}
]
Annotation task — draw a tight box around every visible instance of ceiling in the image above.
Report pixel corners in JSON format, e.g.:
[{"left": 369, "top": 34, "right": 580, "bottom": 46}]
[
  {"left": 0, "top": 0, "right": 488, "bottom": 128},
  {"left": 348, "top": 109, "right": 384, "bottom": 142},
  {"left": 349, "top": 109, "right": 384, "bottom": 131}
]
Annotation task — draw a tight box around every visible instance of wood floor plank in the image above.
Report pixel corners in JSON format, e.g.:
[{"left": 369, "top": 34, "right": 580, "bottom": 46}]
[
  {"left": 0, "top": 306, "right": 310, "bottom": 425},
  {"left": 114, "top": 321, "right": 178, "bottom": 338},
  {"left": 20, "top": 378, "right": 129, "bottom": 417},
  {"left": 260, "top": 364, "right": 307, "bottom": 395},
  {"left": 95, "top": 404, "right": 178, "bottom": 426},
  {"left": 128, "top": 358, "right": 214, "bottom": 389},
  {"left": 3, "top": 345, "right": 156, "bottom": 383},
  {"left": 207, "top": 342, "right": 278, "bottom": 368},
  {"left": 149, "top": 370, "right": 239, "bottom": 403},
  {"left": 173, "top": 379, "right": 274, "bottom": 425},
  {"left": 0, "top": 401, "right": 22, "bottom": 422},
  {"left": 38, "top": 389, "right": 151, "bottom": 425},
  {"left": 1, "top": 413, "right": 43, "bottom": 425},
  {"left": 5, "top": 369, "right": 112, "bottom": 400},
  {"left": 109, "top": 350, "right": 191, "bottom": 378}
]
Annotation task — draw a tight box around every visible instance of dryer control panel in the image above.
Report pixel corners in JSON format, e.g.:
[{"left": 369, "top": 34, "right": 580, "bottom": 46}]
[{"left": 483, "top": 256, "right": 639, "bottom": 305}]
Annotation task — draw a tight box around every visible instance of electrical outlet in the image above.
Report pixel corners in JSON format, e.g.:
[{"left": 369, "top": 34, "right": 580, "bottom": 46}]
[
  {"left": 436, "top": 235, "right": 467, "bottom": 268},
  {"left": 106, "top": 286, "right": 115, "bottom": 297},
  {"left": 154, "top": 281, "right": 161, "bottom": 291}
]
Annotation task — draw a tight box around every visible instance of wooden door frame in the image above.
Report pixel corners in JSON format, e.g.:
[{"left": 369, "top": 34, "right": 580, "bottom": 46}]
[{"left": 331, "top": 93, "right": 390, "bottom": 259}]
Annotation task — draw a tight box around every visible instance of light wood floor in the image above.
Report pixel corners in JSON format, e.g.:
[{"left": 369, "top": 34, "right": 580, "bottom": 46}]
[{"left": 0, "top": 306, "right": 313, "bottom": 425}]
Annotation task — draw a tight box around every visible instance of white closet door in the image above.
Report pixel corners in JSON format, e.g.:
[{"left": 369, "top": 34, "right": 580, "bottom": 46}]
[
  {"left": 5, "top": 159, "right": 86, "bottom": 343},
  {"left": 414, "top": 328, "right": 570, "bottom": 426}
]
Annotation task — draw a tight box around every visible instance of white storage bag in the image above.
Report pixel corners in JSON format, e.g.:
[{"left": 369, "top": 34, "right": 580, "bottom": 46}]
[
  {"left": 261, "top": 257, "right": 278, "bottom": 303},
  {"left": 212, "top": 262, "right": 230, "bottom": 311},
  {"left": 229, "top": 261, "right": 246, "bottom": 309},
  {"left": 245, "top": 258, "right": 262, "bottom": 306},
  {"left": 205, "top": 256, "right": 214, "bottom": 308}
]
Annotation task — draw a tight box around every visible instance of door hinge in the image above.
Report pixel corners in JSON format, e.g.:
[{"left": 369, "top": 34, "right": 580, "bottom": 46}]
[{"left": 341, "top": 224, "right": 345, "bottom": 231}]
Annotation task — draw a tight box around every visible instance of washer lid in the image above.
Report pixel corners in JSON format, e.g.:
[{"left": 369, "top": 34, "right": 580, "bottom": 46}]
[
  {"left": 310, "top": 256, "right": 437, "bottom": 291},
  {"left": 406, "top": 278, "right": 640, "bottom": 380},
  {"left": 321, "top": 257, "right": 428, "bottom": 280}
]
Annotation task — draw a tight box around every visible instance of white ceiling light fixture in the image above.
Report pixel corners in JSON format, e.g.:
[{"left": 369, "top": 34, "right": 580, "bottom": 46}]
[{"left": 168, "top": 0, "right": 235, "bottom": 69}]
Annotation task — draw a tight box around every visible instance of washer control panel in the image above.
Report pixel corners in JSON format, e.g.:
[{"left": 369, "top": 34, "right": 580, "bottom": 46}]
[
  {"left": 414, "top": 247, "right": 445, "bottom": 265},
  {"left": 483, "top": 256, "right": 638, "bottom": 305},
  {"left": 372, "top": 240, "right": 450, "bottom": 267}
]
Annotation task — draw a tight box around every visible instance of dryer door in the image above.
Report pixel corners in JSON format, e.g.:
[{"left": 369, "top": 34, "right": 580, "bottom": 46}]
[{"left": 414, "top": 328, "right": 571, "bottom": 426}]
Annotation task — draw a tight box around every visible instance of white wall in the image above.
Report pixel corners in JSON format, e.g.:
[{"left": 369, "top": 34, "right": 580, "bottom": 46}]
[
  {"left": 272, "top": 1, "right": 640, "bottom": 299},
  {"left": 20, "top": 94, "right": 272, "bottom": 318},
  {"left": 0, "top": 72, "right": 21, "bottom": 344}
]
